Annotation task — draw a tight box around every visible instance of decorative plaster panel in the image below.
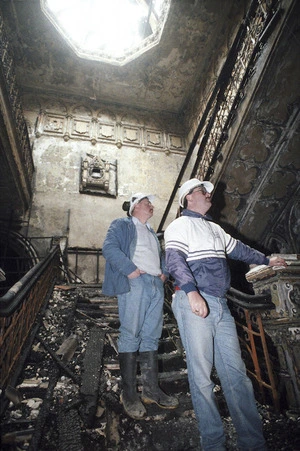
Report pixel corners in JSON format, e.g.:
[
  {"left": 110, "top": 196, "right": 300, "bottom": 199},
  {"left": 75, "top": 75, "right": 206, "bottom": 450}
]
[
  {"left": 71, "top": 118, "right": 91, "bottom": 138},
  {"left": 122, "top": 125, "right": 141, "bottom": 145},
  {"left": 146, "top": 130, "right": 164, "bottom": 149},
  {"left": 169, "top": 134, "right": 185, "bottom": 151},
  {"left": 97, "top": 123, "right": 115, "bottom": 142},
  {"left": 42, "top": 113, "right": 65, "bottom": 136},
  {"left": 35, "top": 109, "right": 186, "bottom": 154}
]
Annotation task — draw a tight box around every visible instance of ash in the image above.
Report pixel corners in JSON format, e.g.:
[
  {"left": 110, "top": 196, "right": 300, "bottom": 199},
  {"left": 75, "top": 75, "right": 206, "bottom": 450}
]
[{"left": 1, "top": 287, "right": 299, "bottom": 450}]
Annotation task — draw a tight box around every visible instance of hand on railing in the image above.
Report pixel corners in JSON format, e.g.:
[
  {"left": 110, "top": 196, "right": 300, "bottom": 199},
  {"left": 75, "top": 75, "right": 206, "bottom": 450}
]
[{"left": 268, "top": 256, "right": 287, "bottom": 268}]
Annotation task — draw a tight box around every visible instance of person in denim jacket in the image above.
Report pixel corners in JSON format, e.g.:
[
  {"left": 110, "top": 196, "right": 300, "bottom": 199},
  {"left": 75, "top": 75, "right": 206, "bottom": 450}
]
[{"left": 103, "top": 193, "right": 178, "bottom": 419}]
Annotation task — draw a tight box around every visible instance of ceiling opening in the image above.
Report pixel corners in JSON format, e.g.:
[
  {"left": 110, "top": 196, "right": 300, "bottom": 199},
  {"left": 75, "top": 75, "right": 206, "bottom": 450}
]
[{"left": 40, "top": 0, "right": 171, "bottom": 66}]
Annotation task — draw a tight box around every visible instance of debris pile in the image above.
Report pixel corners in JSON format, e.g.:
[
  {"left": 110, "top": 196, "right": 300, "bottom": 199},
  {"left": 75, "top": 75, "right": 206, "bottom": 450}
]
[{"left": 1, "top": 286, "right": 299, "bottom": 450}]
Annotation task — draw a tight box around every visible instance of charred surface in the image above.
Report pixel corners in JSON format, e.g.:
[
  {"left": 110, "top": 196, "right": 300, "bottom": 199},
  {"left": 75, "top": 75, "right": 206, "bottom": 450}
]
[{"left": 1, "top": 286, "right": 299, "bottom": 450}]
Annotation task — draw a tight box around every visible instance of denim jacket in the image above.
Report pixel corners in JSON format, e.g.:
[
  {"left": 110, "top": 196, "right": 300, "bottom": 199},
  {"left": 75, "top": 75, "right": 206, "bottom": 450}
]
[{"left": 102, "top": 216, "right": 167, "bottom": 296}]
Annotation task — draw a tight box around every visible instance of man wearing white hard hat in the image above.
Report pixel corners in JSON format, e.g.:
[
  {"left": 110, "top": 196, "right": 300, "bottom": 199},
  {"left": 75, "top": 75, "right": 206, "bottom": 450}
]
[
  {"left": 102, "top": 193, "right": 178, "bottom": 420},
  {"left": 164, "top": 178, "right": 286, "bottom": 451}
]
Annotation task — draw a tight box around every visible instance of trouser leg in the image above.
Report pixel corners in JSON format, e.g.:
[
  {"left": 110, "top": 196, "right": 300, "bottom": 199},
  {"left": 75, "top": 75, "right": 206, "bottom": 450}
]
[
  {"left": 117, "top": 275, "right": 163, "bottom": 352},
  {"left": 172, "top": 290, "right": 226, "bottom": 451},
  {"left": 214, "top": 302, "right": 266, "bottom": 451},
  {"left": 139, "top": 351, "right": 179, "bottom": 409},
  {"left": 119, "top": 352, "right": 146, "bottom": 419}
]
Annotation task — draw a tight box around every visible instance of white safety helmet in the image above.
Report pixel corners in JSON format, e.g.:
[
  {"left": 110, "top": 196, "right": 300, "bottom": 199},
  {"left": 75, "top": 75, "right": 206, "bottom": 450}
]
[
  {"left": 178, "top": 178, "right": 214, "bottom": 207},
  {"left": 129, "top": 193, "right": 155, "bottom": 215}
]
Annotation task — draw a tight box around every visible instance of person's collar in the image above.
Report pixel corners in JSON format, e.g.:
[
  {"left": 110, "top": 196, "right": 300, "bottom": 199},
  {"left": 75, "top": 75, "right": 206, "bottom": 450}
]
[
  {"left": 132, "top": 216, "right": 151, "bottom": 228},
  {"left": 182, "top": 209, "right": 212, "bottom": 220}
]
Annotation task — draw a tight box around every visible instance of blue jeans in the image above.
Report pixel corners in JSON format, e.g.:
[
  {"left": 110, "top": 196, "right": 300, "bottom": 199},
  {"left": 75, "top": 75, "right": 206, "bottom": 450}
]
[
  {"left": 172, "top": 290, "right": 266, "bottom": 451},
  {"left": 117, "top": 274, "right": 164, "bottom": 353}
]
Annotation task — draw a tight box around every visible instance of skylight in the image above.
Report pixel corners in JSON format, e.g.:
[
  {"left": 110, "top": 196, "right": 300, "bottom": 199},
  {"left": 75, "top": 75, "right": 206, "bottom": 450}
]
[{"left": 41, "top": 0, "right": 171, "bottom": 66}]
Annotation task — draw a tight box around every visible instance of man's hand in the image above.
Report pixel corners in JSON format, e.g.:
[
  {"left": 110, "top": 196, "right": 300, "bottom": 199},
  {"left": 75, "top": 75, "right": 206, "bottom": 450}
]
[
  {"left": 159, "top": 274, "right": 167, "bottom": 283},
  {"left": 128, "top": 268, "right": 144, "bottom": 279},
  {"left": 268, "top": 256, "right": 287, "bottom": 267},
  {"left": 187, "top": 291, "right": 208, "bottom": 317}
]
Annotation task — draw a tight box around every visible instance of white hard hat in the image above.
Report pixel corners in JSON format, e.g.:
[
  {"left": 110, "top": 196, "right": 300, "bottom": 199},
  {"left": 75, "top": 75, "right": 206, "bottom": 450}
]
[
  {"left": 129, "top": 193, "right": 155, "bottom": 215},
  {"left": 178, "top": 178, "right": 214, "bottom": 207}
]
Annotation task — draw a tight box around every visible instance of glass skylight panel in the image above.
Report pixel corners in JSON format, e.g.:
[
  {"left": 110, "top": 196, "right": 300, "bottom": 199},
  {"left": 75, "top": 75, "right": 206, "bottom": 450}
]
[{"left": 41, "top": 0, "right": 171, "bottom": 65}]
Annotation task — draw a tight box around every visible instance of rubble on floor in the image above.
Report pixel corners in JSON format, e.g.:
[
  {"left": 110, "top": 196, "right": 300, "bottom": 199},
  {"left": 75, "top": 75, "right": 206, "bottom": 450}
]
[{"left": 1, "top": 286, "right": 299, "bottom": 450}]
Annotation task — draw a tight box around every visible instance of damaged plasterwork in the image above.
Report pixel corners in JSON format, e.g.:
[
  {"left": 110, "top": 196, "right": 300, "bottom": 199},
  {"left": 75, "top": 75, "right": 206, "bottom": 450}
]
[{"left": 79, "top": 153, "right": 117, "bottom": 197}]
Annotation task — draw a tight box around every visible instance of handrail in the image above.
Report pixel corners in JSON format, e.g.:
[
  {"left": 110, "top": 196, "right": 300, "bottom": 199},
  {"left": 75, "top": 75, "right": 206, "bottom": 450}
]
[
  {"left": 0, "top": 245, "right": 61, "bottom": 389},
  {"left": 157, "top": 0, "right": 280, "bottom": 233},
  {"left": 226, "top": 286, "right": 275, "bottom": 310},
  {"left": 0, "top": 245, "right": 60, "bottom": 317},
  {"left": 226, "top": 285, "right": 279, "bottom": 411}
]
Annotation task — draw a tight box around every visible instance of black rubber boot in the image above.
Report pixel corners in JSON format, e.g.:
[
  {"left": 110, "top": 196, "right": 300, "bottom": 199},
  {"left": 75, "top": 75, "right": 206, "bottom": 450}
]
[
  {"left": 119, "top": 352, "right": 146, "bottom": 420},
  {"left": 139, "top": 351, "right": 179, "bottom": 409}
]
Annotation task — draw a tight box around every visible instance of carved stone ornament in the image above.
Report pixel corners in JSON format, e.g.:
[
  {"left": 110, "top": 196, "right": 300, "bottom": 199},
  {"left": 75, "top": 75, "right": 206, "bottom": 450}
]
[
  {"left": 79, "top": 153, "right": 117, "bottom": 197},
  {"left": 245, "top": 255, "right": 300, "bottom": 411}
]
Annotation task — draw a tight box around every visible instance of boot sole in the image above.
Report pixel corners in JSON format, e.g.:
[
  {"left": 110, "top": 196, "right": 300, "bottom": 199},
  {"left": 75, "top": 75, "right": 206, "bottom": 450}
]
[
  {"left": 120, "top": 394, "right": 147, "bottom": 419},
  {"left": 141, "top": 396, "right": 179, "bottom": 409}
]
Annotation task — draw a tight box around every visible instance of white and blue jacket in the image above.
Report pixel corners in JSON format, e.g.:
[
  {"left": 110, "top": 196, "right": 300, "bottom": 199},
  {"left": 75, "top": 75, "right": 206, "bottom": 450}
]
[
  {"left": 164, "top": 209, "right": 269, "bottom": 297},
  {"left": 102, "top": 216, "right": 167, "bottom": 296}
]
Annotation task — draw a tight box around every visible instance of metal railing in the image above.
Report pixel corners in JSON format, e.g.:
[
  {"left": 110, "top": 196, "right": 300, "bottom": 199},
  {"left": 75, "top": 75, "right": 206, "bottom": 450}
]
[
  {"left": 226, "top": 287, "right": 280, "bottom": 411},
  {"left": 0, "top": 243, "right": 282, "bottom": 414},
  {"left": 157, "top": 0, "right": 281, "bottom": 233},
  {"left": 0, "top": 245, "right": 61, "bottom": 391},
  {"left": 67, "top": 247, "right": 104, "bottom": 284},
  {"left": 165, "top": 283, "right": 280, "bottom": 410},
  {"left": 0, "top": 11, "right": 34, "bottom": 179}
]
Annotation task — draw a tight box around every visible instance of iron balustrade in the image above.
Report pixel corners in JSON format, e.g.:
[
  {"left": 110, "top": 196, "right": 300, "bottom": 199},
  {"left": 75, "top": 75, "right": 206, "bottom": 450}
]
[
  {"left": 0, "top": 11, "right": 34, "bottom": 184},
  {"left": 227, "top": 287, "right": 280, "bottom": 411},
  {"left": 157, "top": 0, "right": 281, "bottom": 234},
  {"left": 0, "top": 245, "right": 61, "bottom": 392},
  {"left": 67, "top": 247, "right": 104, "bottom": 284},
  {"left": 0, "top": 246, "right": 284, "bottom": 414}
]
